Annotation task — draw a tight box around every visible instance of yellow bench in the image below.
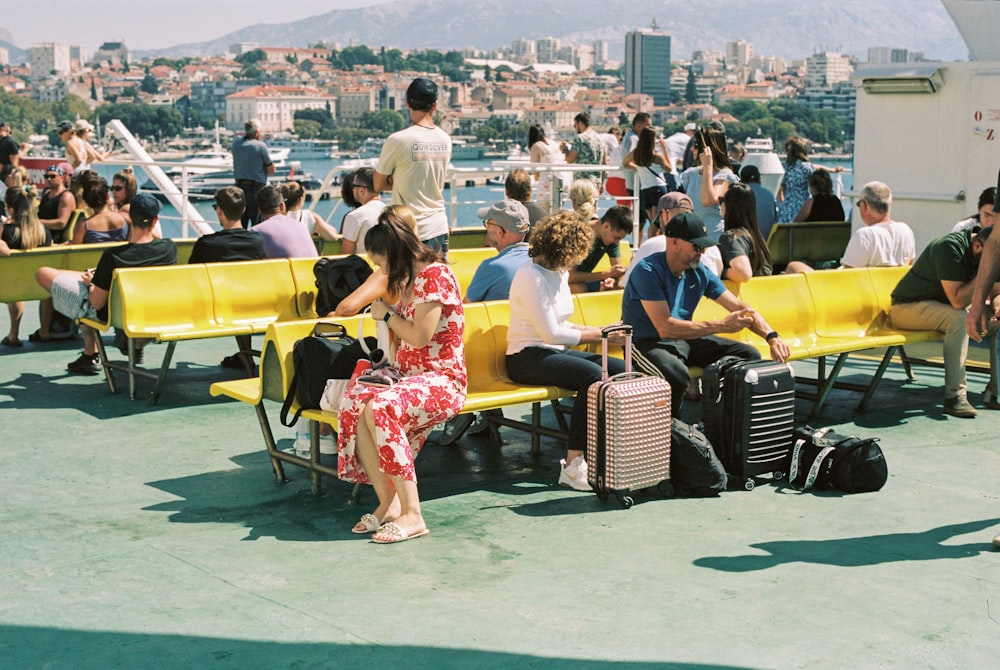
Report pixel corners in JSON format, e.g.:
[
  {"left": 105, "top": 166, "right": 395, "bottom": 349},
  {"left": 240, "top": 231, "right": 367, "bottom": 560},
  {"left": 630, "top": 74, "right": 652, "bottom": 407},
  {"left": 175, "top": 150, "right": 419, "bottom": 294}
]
[
  {"left": 0, "top": 239, "right": 197, "bottom": 303},
  {"left": 210, "top": 304, "right": 576, "bottom": 493},
  {"left": 77, "top": 250, "right": 506, "bottom": 402}
]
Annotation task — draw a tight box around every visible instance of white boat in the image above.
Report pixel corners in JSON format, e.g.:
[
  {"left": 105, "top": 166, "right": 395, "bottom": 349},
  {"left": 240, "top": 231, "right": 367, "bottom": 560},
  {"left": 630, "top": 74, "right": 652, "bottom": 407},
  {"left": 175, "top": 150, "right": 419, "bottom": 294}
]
[
  {"left": 166, "top": 145, "right": 291, "bottom": 180},
  {"left": 451, "top": 139, "right": 484, "bottom": 161},
  {"left": 267, "top": 135, "right": 339, "bottom": 160},
  {"left": 741, "top": 136, "right": 784, "bottom": 195},
  {"left": 358, "top": 137, "right": 385, "bottom": 159}
]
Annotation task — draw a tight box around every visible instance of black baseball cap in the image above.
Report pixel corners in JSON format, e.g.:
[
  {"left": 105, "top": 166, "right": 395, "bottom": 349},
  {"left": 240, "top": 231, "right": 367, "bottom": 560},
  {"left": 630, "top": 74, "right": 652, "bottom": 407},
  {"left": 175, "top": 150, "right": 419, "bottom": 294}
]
[
  {"left": 406, "top": 78, "right": 438, "bottom": 111},
  {"left": 663, "top": 212, "right": 716, "bottom": 248}
]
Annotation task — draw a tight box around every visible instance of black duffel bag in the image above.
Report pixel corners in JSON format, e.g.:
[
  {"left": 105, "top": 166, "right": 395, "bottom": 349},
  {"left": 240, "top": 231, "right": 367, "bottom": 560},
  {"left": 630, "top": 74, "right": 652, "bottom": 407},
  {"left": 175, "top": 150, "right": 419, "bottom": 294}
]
[
  {"left": 788, "top": 426, "right": 888, "bottom": 493},
  {"left": 279, "top": 322, "right": 377, "bottom": 427},
  {"left": 669, "top": 419, "right": 728, "bottom": 497}
]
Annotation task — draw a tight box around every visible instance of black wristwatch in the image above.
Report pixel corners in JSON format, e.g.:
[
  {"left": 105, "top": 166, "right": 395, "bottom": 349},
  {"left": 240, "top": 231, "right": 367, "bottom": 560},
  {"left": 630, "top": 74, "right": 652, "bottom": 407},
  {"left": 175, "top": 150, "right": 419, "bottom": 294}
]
[
  {"left": 765, "top": 331, "right": 780, "bottom": 341},
  {"left": 383, "top": 311, "right": 393, "bottom": 323}
]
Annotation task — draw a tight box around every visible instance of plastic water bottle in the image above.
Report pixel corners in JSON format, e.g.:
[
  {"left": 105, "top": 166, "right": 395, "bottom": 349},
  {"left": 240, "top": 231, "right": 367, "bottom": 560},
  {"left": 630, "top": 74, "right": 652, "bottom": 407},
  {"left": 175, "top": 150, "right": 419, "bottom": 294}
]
[{"left": 294, "top": 418, "right": 311, "bottom": 458}]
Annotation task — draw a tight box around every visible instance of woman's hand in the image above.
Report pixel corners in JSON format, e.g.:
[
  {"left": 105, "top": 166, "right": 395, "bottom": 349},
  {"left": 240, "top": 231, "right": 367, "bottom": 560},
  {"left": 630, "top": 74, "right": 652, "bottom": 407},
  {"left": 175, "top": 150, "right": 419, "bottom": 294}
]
[
  {"left": 700, "top": 143, "right": 714, "bottom": 170},
  {"left": 370, "top": 298, "right": 391, "bottom": 322}
]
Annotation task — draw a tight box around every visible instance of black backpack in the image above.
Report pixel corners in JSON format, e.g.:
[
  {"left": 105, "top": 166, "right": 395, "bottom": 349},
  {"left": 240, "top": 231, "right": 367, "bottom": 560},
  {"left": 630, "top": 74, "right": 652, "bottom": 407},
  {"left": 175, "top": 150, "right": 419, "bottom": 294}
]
[
  {"left": 669, "top": 419, "right": 728, "bottom": 497},
  {"left": 788, "top": 426, "right": 888, "bottom": 493},
  {"left": 279, "top": 322, "right": 377, "bottom": 427},
  {"left": 314, "top": 255, "right": 373, "bottom": 316}
]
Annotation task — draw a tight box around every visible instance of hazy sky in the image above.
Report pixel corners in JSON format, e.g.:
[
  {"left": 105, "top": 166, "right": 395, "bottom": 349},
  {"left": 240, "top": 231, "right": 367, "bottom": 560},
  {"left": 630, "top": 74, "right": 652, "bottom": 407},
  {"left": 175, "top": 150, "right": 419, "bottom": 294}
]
[{"left": 4, "top": 0, "right": 382, "bottom": 54}]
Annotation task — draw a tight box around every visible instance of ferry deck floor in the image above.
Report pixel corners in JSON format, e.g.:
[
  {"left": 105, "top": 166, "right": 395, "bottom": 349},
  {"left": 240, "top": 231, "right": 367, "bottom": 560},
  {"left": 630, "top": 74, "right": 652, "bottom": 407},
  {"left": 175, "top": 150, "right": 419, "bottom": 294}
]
[{"left": 1, "top": 311, "right": 998, "bottom": 669}]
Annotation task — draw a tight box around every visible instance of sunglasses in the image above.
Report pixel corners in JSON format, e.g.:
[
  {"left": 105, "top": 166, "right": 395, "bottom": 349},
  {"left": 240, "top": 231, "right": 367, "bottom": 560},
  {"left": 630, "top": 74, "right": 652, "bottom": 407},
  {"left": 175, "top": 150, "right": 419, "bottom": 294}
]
[
  {"left": 44, "top": 174, "right": 59, "bottom": 179},
  {"left": 692, "top": 243, "right": 706, "bottom": 254},
  {"left": 111, "top": 185, "right": 125, "bottom": 192}
]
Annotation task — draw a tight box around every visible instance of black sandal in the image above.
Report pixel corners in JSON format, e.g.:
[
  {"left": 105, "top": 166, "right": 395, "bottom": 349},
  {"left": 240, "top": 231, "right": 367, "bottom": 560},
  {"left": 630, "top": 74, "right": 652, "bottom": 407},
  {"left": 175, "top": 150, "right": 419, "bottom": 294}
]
[
  {"left": 28, "top": 330, "right": 53, "bottom": 343},
  {"left": 1, "top": 336, "right": 23, "bottom": 347}
]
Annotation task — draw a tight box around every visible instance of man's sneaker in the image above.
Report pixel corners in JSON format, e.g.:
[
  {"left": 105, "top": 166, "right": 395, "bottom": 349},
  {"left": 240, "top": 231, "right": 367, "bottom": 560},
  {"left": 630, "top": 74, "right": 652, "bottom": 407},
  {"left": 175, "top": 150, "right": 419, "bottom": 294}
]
[
  {"left": 558, "top": 455, "right": 593, "bottom": 491},
  {"left": 67, "top": 352, "right": 101, "bottom": 375},
  {"left": 944, "top": 397, "right": 978, "bottom": 418},
  {"left": 983, "top": 390, "right": 1000, "bottom": 410},
  {"left": 993, "top": 532, "right": 1000, "bottom": 550}
]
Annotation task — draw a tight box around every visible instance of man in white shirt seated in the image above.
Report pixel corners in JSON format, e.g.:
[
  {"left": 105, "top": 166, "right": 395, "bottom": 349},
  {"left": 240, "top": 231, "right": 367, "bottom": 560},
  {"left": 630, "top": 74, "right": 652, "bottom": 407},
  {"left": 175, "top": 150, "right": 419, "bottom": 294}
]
[{"left": 840, "top": 181, "right": 916, "bottom": 268}]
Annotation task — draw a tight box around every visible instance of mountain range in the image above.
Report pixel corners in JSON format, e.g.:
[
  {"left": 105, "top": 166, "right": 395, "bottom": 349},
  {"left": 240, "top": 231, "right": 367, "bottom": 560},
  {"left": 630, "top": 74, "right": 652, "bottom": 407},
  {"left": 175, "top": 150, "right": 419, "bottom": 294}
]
[{"left": 2, "top": 0, "right": 969, "bottom": 65}]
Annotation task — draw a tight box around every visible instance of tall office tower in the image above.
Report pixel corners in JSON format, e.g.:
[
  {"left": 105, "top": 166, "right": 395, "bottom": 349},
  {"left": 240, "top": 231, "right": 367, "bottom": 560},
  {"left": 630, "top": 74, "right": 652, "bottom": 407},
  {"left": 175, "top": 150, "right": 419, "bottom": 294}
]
[
  {"left": 536, "top": 37, "right": 560, "bottom": 64},
  {"left": 625, "top": 27, "right": 672, "bottom": 106},
  {"left": 805, "top": 51, "right": 854, "bottom": 86},
  {"left": 28, "top": 42, "right": 71, "bottom": 80},
  {"left": 593, "top": 40, "right": 608, "bottom": 68},
  {"left": 726, "top": 40, "right": 753, "bottom": 68}
]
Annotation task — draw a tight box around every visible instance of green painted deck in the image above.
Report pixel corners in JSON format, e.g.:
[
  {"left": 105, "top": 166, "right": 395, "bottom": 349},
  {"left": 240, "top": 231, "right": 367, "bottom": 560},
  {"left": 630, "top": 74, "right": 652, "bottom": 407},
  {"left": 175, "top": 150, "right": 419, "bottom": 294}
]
[{"left": 1, "top": 313, "right": 998, "bottom": 669}]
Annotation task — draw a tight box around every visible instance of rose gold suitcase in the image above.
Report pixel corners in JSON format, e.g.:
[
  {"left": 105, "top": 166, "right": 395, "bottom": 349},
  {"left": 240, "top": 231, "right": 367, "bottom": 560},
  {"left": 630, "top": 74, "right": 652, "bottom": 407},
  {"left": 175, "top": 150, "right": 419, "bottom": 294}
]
[{"left": 586, "top": 325, "right": 672, "bottom": 508}]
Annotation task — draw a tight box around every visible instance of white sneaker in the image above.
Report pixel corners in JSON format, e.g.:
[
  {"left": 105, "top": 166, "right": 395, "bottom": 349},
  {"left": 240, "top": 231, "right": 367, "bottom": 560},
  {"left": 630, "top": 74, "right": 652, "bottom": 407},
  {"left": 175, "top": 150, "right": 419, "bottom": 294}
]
[
  {"left": 318, "top": 433, "right": 337, "bottom": 455},
  {"left": 558, "top": 455, "right": 593, "bottom": 492}
]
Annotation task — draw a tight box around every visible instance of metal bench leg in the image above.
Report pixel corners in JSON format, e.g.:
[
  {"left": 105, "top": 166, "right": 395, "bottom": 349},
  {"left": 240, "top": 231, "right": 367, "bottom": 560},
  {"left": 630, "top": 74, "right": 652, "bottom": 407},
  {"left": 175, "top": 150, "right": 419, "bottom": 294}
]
[
  {"left": 92, "top": 331, "right": 118, "bottom": 395},
  {"left": 309, "top": 419, "right": 323, "bottom": 495},
  {"left": 857, "top": 346, "right": 898, "bottom": 411},
  {"left": 898, "top": 345, "right": 916, "bottom": 381},
  {"left": 810, "top": 352, "right": 849, "bottom": 418},
  {"left": 530, "top": 402, "right": 542, "bottom": 456},
  {"left": 254, "top": 401, "right": 286, "bottom": 483},
  {"left": 149, "top": 341, "right": 177, "bottom": 404}
]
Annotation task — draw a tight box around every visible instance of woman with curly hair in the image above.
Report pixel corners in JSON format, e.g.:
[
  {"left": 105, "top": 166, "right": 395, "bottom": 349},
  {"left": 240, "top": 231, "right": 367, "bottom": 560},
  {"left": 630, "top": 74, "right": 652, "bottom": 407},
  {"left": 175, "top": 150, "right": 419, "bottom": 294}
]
[
  {"left": 1, "top": 185, "right": 52, "bottom": 346},
  {"left": 505, "top": 210, "right": 627, "bottom": 491}
]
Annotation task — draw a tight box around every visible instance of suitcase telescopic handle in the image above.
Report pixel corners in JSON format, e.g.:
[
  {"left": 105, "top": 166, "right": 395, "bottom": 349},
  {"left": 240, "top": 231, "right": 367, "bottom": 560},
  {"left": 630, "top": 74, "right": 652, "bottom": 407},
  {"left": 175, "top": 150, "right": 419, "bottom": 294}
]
[{"left": 601, "top": 324, "right": 633, "bottom": 379}]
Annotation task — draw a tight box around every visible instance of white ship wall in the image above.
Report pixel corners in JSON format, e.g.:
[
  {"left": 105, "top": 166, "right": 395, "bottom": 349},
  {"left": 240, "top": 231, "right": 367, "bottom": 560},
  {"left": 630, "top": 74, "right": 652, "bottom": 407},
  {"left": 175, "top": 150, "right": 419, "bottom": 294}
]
[{"left": 853, "top": 61, "right": 1000, "bottom": 250}]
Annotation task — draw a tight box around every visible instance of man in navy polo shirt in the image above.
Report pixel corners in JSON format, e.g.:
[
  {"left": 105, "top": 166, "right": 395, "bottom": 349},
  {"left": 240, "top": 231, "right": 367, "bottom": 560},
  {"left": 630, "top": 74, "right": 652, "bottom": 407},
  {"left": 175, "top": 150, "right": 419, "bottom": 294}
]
[{"left": 621, "top": 211, "right": 790, "bottom": 413}]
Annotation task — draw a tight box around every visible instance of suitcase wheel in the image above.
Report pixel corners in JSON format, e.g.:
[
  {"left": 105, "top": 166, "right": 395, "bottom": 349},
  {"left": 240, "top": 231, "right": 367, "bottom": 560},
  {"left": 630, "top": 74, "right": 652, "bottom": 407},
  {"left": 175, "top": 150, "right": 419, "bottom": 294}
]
[
  {"left": 616, "top": 493, "right": 634, "bottom": 509},
  {"left": 772, "top": 471, "right": 785, "bottom": 481},
  {"left": 743, "top": 478, "right": 755, "bottom": 492}
]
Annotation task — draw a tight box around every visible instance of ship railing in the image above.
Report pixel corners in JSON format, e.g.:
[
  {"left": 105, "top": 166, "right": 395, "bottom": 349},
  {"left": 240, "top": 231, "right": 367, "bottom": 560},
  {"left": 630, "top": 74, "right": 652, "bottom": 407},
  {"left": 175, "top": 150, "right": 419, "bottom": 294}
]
[{"left": 92, "top": 155, "right": 642, "bottom": 242}]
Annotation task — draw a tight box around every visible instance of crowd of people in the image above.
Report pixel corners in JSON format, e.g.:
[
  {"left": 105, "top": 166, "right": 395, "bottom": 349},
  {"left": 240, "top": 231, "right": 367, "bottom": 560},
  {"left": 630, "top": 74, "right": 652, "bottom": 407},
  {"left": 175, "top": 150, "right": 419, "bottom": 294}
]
[{"left": 5, "top": 82, "right": 1000, "bottom": 549}]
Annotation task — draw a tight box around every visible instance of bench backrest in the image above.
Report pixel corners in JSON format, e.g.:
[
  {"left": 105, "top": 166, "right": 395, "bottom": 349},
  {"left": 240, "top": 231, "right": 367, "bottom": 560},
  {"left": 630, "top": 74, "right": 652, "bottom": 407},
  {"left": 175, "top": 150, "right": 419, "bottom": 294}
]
[
  {"left": 260, "top": 316, "right": 373, "bottom": 405},
  {"left": 867, "top": 265, "right": 910, "bottom": 316},
  {"left": 803, "top": 268, "right": 883, "bottom": 339},
  {"left": 206, "top": 259, "right": 298, "bottom": 328},
  {"left": 767, "top": 221, "right": 852, "bottom": 266},
  {"left": 462, "top": 302, "right": 498, "bottom": 389},
  {"left": 113, "top": 264, "right": 217, "bottom": 336},
  {"left": 448, "top": 247, "right": 498, "bottom": 297},
  {"left": 731, "top": 273, "right": 819, "bottom": 351}
]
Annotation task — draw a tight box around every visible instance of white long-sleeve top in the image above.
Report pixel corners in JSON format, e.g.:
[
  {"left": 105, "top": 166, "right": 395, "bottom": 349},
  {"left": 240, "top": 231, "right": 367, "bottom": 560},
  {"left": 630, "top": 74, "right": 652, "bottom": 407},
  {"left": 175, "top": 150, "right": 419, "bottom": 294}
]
[{"left": 506, "top": 260, "right": 583, "bottom": 355}]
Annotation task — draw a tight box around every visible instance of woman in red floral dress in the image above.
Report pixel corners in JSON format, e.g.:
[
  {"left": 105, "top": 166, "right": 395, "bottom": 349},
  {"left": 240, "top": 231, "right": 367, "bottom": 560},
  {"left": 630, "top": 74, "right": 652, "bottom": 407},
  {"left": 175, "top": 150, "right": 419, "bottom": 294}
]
[{"left": 337, "top": 216, "right": 466, "bottom": 544}]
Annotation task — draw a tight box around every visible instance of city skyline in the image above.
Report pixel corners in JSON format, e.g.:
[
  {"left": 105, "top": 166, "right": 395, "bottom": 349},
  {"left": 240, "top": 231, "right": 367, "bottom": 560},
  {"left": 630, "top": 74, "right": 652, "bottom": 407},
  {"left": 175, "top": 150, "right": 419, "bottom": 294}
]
[{"left": 2, "top": 0, "right": 968, "bottom": 64}]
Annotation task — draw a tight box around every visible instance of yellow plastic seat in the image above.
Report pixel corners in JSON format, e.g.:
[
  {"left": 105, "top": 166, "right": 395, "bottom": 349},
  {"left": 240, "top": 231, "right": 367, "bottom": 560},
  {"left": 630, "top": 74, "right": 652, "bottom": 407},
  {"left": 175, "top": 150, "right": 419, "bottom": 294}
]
[
  {"left": 116, "top": 264, "right": 219, "bottom": 338},
  {"left": 206, "top": 259, "right": 299, "bottom": 333},
  {"left": 448, "top": 247, "right": 498, "bottom": 297},
  {"left": 803, "top": 268, "right": 905, "bottom": 348}
]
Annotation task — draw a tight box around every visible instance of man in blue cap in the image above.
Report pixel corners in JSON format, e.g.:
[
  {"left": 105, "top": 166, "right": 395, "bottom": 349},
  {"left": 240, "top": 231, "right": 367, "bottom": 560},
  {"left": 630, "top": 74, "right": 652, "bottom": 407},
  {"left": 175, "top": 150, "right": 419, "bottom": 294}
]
[
  {"left": 621, "top": 211, "right": 790, "bottom": 412},
  {"left": 35, "top": 193, "right": 176, "bottom": 374}
]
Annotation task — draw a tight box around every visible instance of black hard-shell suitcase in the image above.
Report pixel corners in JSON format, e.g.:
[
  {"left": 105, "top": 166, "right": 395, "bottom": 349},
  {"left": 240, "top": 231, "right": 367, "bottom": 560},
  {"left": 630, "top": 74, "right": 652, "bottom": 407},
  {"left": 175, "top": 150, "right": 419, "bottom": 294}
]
[
  {"left": 586, "top": 325, "right": 672, "bottom": 508},
  {"left": 701, "top": 356, "right": 795, "bottom": 490}
]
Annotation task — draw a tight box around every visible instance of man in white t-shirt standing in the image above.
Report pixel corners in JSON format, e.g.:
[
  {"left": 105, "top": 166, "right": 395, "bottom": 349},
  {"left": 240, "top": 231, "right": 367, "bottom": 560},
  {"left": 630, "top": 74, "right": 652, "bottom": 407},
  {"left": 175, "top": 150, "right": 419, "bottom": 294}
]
[
  {"left": 840, "top": 181, "right": 916, "bottom": 268},
  {"left": 374, "top": 77, "right": 452, "bottom": 257},
  {"left": 340, "top": 167, "right": 386, "bottom": 255}
]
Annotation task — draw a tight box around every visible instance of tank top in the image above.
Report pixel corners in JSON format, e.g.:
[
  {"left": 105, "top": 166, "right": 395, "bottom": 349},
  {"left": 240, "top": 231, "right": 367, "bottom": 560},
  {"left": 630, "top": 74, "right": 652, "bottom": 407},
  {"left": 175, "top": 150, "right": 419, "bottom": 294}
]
[{"left": 81, "top": 215, "right": 130, "bottom": 244}]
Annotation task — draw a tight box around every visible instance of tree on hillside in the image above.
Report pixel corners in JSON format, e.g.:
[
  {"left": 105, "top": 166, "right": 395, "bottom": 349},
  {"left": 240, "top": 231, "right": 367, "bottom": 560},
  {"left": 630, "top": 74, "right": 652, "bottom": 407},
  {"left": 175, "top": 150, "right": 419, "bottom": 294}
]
[
  {"left": 235, "top": 49, "right": 267, "bottom": 65},
  {"left": 140, "top": 71, "right": 159, "bottom": 94},
  {"left": 94, "top": 102, "right": 183, "bottom": 139},
  {"left": 685, "top": 67, "right": 698, "bottom": 104},
  {"left": 360, "top": 110, "right": 406, "bottom": 134}
]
